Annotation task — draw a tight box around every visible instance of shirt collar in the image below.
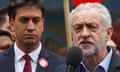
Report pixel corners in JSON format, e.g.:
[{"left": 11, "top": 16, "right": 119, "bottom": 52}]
[
  {"left": 80, "top": 62, "right": 89, "bottom": 72},
  {"left": 99, "top": 48, "right": 112, "bottom": 72},
  {"left": 14, "top": 42, "right": 42, "bottom": 63},
  {"left": 80, "top": 48, "right": 113, "bottom": 72},
  {"left": 29, "top": 42, "right": 42, "bottom": 63}
]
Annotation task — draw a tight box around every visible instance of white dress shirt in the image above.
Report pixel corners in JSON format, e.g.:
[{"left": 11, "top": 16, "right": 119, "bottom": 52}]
[{"left": 14, "top": 42, "right": 42, "bottom": 72}]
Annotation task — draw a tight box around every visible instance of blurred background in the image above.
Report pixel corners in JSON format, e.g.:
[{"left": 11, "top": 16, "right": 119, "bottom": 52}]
[{"left": 0, "top": 0, "right": 120, "bottom": 57}]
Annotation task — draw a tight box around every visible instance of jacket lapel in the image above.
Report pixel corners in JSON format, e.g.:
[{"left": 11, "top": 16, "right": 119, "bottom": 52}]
[
  {"left": 3, "top": 47, "right": 15, "bottom": 72},
  {"left": 75, "top": 47, "right": 120, "bottom": 72},
  {"left": 108, "top": 49, "right": 120, "bottom": 72},
  {"left": 36, "top": 47, "right": 50, "bottom": 72}
]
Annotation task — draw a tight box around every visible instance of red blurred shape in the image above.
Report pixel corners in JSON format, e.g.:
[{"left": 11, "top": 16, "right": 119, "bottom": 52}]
[{"left": 72, "top": 0, "right": 102, "bottom": 7}]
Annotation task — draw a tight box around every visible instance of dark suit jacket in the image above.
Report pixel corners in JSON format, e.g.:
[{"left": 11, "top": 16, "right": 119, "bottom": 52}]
[
  {"left": 0, "top": 45, "right": 65, "bottom": 72},
  {"left": 55, "top": 48, "right": 120, "bottom": 72}
]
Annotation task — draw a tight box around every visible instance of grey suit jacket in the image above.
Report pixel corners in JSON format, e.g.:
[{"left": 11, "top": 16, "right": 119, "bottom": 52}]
[
  {"left": 55, "top": 48, "right": 120, "bottom": 72},
  {"left": 0, "top": 45, "right": 65, "bottom": 72}
]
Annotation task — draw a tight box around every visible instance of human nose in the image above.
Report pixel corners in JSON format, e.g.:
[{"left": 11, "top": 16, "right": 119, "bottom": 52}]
[
  {"left": 80, "top": 27, "right": 90, "bottom": 38},
  {"left": 27, "top": 20, "right": 35, "bottom": 30}
]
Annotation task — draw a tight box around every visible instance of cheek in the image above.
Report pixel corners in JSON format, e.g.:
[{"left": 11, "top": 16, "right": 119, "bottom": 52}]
[
  {"left": 14, "top": 25, "right": 25, "bottom": 37},
  {"left": 73, "top": 32, "right": 80, "bottom": 42},
  {"left": 14, "top": 26, "right": 21, "bottom": 33},
  {"left": 15, "top": 23, "right": 26, "bottom": 30},
  {"left": 95, "top": 31, "right": 106, "bottom": 43},
  {"left": 37, "top": 22, "right": 43, "bottom": 30},
  {"left": 36, "top": 25, "right": 44, "bottom": 36}
]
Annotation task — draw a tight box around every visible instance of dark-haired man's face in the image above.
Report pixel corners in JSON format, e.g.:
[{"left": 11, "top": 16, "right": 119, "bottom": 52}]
[{"left": 10, "top": 5, "right": 44, "bottom": 52}]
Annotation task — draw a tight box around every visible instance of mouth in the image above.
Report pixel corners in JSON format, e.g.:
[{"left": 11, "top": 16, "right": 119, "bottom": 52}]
[
  {"left": 24, "top": 34, "right": 37, "bottom": 38},
  {"left": 79, "top": 41, "right": 93, "bottom": 47}
]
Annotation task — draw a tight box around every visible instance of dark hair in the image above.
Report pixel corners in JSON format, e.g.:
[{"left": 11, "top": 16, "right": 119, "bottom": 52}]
[
  {"left": 7, "top": 0, "right": 45, "bottom": 19},
  {"left": 0, "top": 29, "right": 12, "bottom": 40},
  {"left": 0, "top": 5, "right": 8, "bottom": 25},
  {"left": 0, "top": 5, "right": 8, "bottom": 16}
]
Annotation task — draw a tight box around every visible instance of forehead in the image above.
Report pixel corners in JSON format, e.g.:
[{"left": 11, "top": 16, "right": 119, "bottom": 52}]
[
  {"left": 15, "top": 5, "right": 42, "bottom": 17},
  {"left": 72, "top": 8, "right": 102, "bottom": 25}
]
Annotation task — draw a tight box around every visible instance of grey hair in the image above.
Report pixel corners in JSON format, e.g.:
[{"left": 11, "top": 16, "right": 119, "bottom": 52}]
[{"left": 70, "top": 3, "right": 112, "bottom": 30}]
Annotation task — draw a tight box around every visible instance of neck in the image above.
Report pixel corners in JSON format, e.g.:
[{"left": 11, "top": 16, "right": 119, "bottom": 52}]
[
  {"left": 16, "top": 41, "right": 40, "bottom": 53},
  {"left": 83, "top": 48, "right": 108, "bottom": 72}
]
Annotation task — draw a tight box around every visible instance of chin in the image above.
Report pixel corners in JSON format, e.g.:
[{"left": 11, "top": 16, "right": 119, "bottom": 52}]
[
  {"left": 82, "top": 48, "right": 96, "bottom": 56},
  {"left": 23, "top": 40, "right": 36, "bottom": 44}
]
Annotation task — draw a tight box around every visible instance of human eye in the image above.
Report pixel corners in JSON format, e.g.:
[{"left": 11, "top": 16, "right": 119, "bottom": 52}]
[
  {"left": 87, "top": 23, "right": 98, "bottom": 32},
  {"left": 73, "top": 24, "right": 83, "bottom": 33},
  {"left": 19, "top": 17, "right": 29, "bottom": 24},
  {"left": 32, "top": 17, "right": 41, "bottom": 24}
]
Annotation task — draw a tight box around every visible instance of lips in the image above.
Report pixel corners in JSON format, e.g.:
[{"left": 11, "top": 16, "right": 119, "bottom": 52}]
[
  {"left": 79, "top": 41, "right": 93, "bottom": 47},
  {"left": 24, "top": 34, "right": 37, "bottom": 38}
]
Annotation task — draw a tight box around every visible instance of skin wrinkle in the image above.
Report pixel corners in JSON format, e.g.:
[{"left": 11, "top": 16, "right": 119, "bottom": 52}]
[
  {"left": 72, "top": 7, "right": 112, "bottom": 72},
  {"left": 10, "top": 5, "right": 44, "bottom": 53}
]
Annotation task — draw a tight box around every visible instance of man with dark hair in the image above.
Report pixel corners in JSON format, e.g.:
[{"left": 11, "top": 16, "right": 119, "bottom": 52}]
[
  {"left": 0, "top": 29, "right": 13, "bottom": 52},
  {"left": 0, "top": 0, "right": 65, "bottom": 72}
]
